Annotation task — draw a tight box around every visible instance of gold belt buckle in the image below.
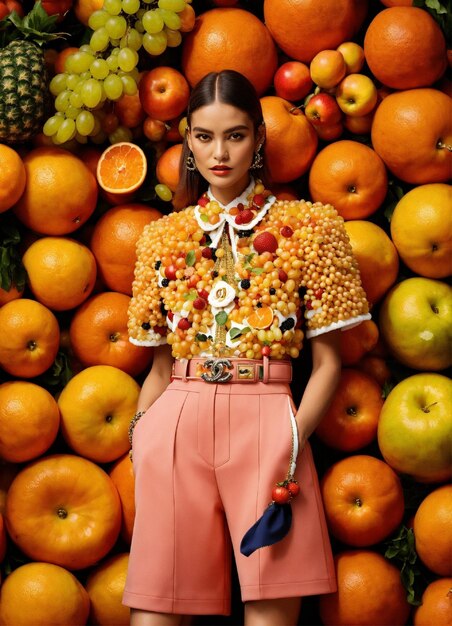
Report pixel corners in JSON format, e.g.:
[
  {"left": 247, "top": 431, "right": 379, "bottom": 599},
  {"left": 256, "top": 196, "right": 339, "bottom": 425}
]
[{"left": 201, "top": 358, "right": 233, "bottom": 383}]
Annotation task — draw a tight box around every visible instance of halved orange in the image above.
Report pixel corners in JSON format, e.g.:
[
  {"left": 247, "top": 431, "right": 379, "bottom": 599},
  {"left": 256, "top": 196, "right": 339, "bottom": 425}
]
[
  {"left": 96, "top": 142, "right": 147, "bottom": 194},
  {"left": 247, "top": 305, "right": 274, "bottom": 329}
]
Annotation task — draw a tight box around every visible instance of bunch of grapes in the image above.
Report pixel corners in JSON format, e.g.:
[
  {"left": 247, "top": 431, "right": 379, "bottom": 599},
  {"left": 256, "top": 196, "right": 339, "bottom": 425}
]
[{"left": 44, "top": 0, "right": 192, "bottom": 145}]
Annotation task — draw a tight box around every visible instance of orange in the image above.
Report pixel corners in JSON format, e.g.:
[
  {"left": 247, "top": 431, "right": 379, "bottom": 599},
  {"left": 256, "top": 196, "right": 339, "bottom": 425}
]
[
  {"left": 261, "top": 96, "right": 318, "bottom": 183},
  {"left": 22, "top": 236, "right": 97, "bottom": 311},
  {"left": 14, "top": 147, "right": 98, "bottom": 235},
  {"left": 414, "top": 484, "right": 452, "bottom": 576},
  {"left": 114, "top": 92, "right": 146, "bottom": 129},
  {"left": 264, "top": 0, "right": 368, "bottom": 63},
  {"left": 315, "top": 369, "right": 383, "bottom": 452},
  {"left": 0, "top": 144, "right": 26, "bottom": 212},
  {"left": 90, "top": 203, "right": 162, "bottom": 295},
  {"left": 390, "top": 183, "right": 452, "bottom": 279},
  {"left": 0, "top": 283, "right": 24, "bottom": 306},
  {"left": 371, "top": 88, "right": 452, "bottom": 184},
  {"left": 321, "top": 455, "right": 404, "bottom": 547},
  {"left": 364, "top": 7, "right": 447, "bottom": 89},
  {"left": 54, "top": 46, "right": 79, "bottom": 74},
  {"left": 0, "top": 299, "right": 60, "bottom": 378},
  {"left": 0, "top": 381, "right": 60, "bottom": 463},
  {"left": 97, "top": 142, "right": 147, "bottom": 194},
  {"left": 339, "top": 319, "right": 379, "bottom": 366},
  {"left": 0, "top": 562, "right": 90, "bottom": 626},
  {"left": 308, "top": 140, "right": 388, "bottom": 220},
  {"left": 109, "top": 453, "right": 135, "bottom": 544},
  {"left": 70, "top": 291, "right": 153, "bottom": 376},
  {"left": 344, "top": 220, "right": 399, "bottom": 305},
  {"left": 156, "top": 143, "right": 183, "bottom": 193},
  {"left": 319, "top": 550, "right": 411, "bottom": 625},
  {"left": 358, "top": 355, "right": 391, "bottom": 388},
  {"left": 57, "top": 365, "right": 140, "bottom": 463},
  {"left": 5, "top": 454, "right": 121, "bottom": 570},
  {"left": 181, "top": 8, "right": 278, "bottom": 96},
  {"left": 85, "top": 553, "right": 130, "bottom": 626},
  {"left": 413, "top": 578, "right": 452, "bottom": 626},
  {"left": 247, "top": 305, "right": 274, "bottom": 329},
  {"left": 73, "top": 0, "right": 103, "bottom": 25}
]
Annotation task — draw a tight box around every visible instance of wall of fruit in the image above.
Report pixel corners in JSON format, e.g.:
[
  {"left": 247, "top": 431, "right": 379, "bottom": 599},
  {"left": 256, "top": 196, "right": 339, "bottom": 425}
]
[{"left": 0, "top": 0, "right": 451, "bottom": 624}]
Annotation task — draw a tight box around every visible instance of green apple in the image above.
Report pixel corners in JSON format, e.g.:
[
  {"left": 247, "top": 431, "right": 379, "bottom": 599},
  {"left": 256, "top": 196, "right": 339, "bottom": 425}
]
[
  {"left": 378, "top": 373, "right": 452, "bottom": 483},
  {"left": 379, "top": 277, "right": 452, "bottom": 371}
]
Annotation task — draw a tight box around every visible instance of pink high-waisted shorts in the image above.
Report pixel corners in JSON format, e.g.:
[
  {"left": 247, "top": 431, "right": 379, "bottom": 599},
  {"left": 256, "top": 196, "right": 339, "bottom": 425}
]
[{"left": 122, "top": 377, "right": 336, "bottom": 615}]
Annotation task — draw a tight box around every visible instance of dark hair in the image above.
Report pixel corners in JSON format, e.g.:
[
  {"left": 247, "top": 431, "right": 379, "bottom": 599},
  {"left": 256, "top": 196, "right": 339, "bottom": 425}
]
[{"left": 172, "top": 70, "right": 269, "bottom": 210}]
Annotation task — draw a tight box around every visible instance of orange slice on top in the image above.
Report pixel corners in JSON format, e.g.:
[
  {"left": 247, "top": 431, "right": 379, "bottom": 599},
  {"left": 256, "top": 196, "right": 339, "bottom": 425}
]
[
  {"left": 97, "top": 142, "right": 147, "bottom": 194},
  {"left": 247, "top": 305, "right": 274, "bottom": 329}
]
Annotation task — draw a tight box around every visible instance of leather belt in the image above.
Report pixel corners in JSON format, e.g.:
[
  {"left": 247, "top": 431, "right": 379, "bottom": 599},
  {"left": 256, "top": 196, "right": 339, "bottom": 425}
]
[{"left": 172, "top": 357, "right": 292, "bottom": 384}]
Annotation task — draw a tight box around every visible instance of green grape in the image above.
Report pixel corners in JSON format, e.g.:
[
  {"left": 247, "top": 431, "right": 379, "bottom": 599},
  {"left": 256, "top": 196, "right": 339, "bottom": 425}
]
[
  {"left": 155, "top": 183, "right": 173, "bottom": 202},
  {"left": 142, "top": 30, "right": 167, "bottom": 55},
  {"left": 120, "top": 28, "right": 143, "bottom": 51},
  {"left": 90, "top": 58, "right": 110, "bottom": 80},
  {"left": 80, "top": 71, "right": 91, "bottom": 81},
  {"left": 65, "top": 51, "right": 94, "bottom": 74},
  {"left": 90, "top": 27, "right": 110, "bottom": 52},
  {"left": 70, "top": 91, "right": 84, "bottom": 108},
  {"left": 165, "top": 27, "right": 182, "bottom": 47},
  {"left": 103, "top": 73, "right": 124, "bottom": 100},
  {"left": 66, "top": 73, "right": 81, "bottom": 91},
  {"left": 111, "top": 47, "right": 121, "bottom": 56},
  {"left": 109, "top": 125, "right": 133, "bottom": 144},
  {"left": 79, "top": 44, "right": 95, "bottom": 54},
  {"left": 134, "top": 19, "right": 145, "bottom": 34},
  {"left": 55, "top": 90, "right": 72, "bottom": 112},
  {"left": 120, "top": 74, "right": 138, "bottom": 96},
  {"left": 121, "top": 0, "right": 140, "bottom": 14},
  {"left": 43, "top": 115, "right": 63, "bottom": 137},
  {"left": 106, "top": 55, "right": 119, "bottom": 71},
  {"left": 105, "top": 15, "right": 127, "bottom": 39},
  {"left": 55, "top": 118, "right": 77, "bottom": 144},
  {"left": 81, "top": 79, "right": 103, "bottom": 108},
  {"left": 142, "top": 9, "right": 164, "bottom": 34},
  {"left": 137, "top": 8, "right": 146, "bottom": 19},
  {"left": 76, "top": 110, "right": 96, "bottom": 136},
  {"left": 158, "top": 0, "right": 185, "bottom": 12},
  {"left": 88, "top": 9, "right": 109, "bottom": 30},
  {"left": 65, "top": 106, "right": 80, "bottom": 120},
  {"left": 117, "top": 47, "right": 139, "bottom": 72},
  {"left": 49, "top": 73, "right": 67, "bottom": 96},
  {"left": 103, "top": 0, "right": 122, "bottom": 15},
  {"left": 160, "top": 9, "right": 181, "bottom": 30},
  {"left": 118, "top": 66, "right": 139, "bottom": 81}
]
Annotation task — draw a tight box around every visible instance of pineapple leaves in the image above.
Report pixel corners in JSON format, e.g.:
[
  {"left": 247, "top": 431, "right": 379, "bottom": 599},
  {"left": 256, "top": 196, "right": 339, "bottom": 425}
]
[{"left": 0, "top": 2, "right": 68, "bottom": 46}]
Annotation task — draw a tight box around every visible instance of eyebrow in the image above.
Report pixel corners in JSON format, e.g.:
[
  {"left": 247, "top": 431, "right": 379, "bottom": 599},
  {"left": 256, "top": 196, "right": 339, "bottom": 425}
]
[{"left": 192, "top": 125, "right": 250, "bottom": 134}]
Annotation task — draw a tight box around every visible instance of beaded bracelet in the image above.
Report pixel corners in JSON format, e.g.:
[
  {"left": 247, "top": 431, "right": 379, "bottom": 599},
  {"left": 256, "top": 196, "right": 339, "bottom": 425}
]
[{"left": 128, "top": 409, "right": 147, "bottom": 453}]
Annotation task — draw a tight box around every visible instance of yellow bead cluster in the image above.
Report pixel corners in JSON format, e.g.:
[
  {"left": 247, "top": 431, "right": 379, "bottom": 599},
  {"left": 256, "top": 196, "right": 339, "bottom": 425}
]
[{"left": 128, "top": 197, "right": 369, "bottom": 360}]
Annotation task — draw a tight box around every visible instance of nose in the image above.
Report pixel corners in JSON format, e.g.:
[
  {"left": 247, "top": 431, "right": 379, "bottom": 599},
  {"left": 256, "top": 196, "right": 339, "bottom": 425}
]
[{"left": 213, "top": 139, "right": 229, "bottom": 162}]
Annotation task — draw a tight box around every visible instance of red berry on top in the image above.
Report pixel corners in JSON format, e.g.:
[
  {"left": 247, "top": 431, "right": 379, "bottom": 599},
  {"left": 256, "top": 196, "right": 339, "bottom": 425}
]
[
  {"left": 202, "top": 247, "right": 213, "bottom": 259},
  {"left": 278, "top": 269, "right": 288, "bottom": 282},
  {"left": 253, "top": 231, "right": 278, "bottom": 254},
  {"left": 240, "top": 209, "right": 254, "bottom": 223},
  {"left": 280, "top": 226, "right": 293, "bottom": 238},
  {"left": 253, "top": 193, "right": 265, "bottom": 207},
  {"left": 287, "top": 481, "right": 300, "bottom": 497},
  {"left": 177, "top": 318, "right": 191, "bottom": 330},
  {"left": 198, "top": 196, "right": 209, "bottom": 207},
  {"left": 197, "top": 288, "right": 209, "bottom": 300},
  {"left": 193, "top": 297, "right": 206, "bottom": 310}
]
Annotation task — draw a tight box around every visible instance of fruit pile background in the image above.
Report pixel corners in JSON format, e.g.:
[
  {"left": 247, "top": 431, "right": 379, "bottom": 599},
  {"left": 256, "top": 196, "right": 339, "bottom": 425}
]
[{"left": 0, "top": 0, "right": 451, "bottom": 624}]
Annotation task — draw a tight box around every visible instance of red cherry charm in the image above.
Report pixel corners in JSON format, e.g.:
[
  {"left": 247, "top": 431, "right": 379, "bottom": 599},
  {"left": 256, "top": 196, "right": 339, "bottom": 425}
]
[
  {"left": 287, "top": 481, "right": 300, "bottom": 497},
  {"left": 272, "top": 485, "right": 291, "bottom": 504},
  {"left": 167, "top": 311, "right": 174, "bottom": 321},
  {"left": 253, "top": 232, "right": 278, "bottom": 254}
]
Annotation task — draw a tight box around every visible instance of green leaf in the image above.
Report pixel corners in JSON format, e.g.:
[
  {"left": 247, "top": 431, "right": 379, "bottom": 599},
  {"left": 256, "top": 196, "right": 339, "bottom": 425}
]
[
  {"left": 215, "top": 311, "right": 228, "bottom": 326},
  {"left": 251, "top": 267, "right": 264, "bottom": 275},
  {"left": 185, "top": 250, "right": 196, "bottom": 266},
  {"left": 3, "top": 1, "right": 68, "bottom": 45},
  {"left": 384, "top": 526, "right": 423, "bottom": 606},
  {"left": 183, "top": 290, "right": 197, "bottom": 301},
  {"left": 425, "top": 0, "right": 448, "bottom": 13},
  {"left": 37, "top": 350, "right": 73, "bottom": 390},
  {"left": 229, "top": 326, "right": 251, "bottom": 340},
  {"left": 195, "top": 333, "right": 207, "bottom": 342},
  {"left": 245, "top": 253, "right": 255, "bottom": 264}
]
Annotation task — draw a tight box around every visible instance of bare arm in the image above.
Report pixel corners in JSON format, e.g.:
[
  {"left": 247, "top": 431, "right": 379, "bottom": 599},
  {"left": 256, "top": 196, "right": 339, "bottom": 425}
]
[
  {"left": 136, "top": 344, "right": 174, "bottom": 412},
  {"left": 294, "top": 330, "right": 342, "bottom": 448}
]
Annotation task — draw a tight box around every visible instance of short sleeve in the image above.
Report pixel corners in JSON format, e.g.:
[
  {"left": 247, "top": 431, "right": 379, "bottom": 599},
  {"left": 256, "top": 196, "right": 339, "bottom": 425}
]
[
  {"left": 127, "top": 221, "right": 168, "bottom": 347},
  {"left": 300, "top": 205, "right": 371, "bottom": 339}
]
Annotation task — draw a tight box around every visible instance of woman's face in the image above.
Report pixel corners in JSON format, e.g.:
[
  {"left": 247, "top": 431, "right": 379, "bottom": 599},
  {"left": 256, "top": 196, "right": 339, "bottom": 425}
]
[{"left": 187, "top": 101, "right": 262, "bottom": 205}]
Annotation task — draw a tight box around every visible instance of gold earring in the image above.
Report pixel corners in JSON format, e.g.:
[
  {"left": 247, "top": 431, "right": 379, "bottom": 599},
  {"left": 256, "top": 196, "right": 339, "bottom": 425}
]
[
  {"left": 250, "top": 147, "right": 263, "bottom": 170},
  {"left": 186, "top": 153, "right": 197, "bottom": 172}
]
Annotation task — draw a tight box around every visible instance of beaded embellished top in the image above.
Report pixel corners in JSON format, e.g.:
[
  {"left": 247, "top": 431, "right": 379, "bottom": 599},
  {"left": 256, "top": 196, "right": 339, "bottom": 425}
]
[{"left": 128, "top": 178, "right": 371, "bottom": 360}]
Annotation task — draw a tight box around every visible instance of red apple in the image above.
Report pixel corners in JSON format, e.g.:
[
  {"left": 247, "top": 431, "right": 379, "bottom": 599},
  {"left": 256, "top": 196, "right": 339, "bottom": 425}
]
[
  {"left": 0, "top": 0, "right": 24, "bottom": 18},
  {"left": 143, "top": 117, "right": 167, "bottom": 142},
  {"left": 273, "top": 62, "right": 313, "bottom": 102},
  {"left": 139, "top": 66, "right": 190, "bottom": 121},
  {"left": 305, "top": 93, "right": 343, "bottom": 126},
  {"left": 315, "top": 122, "right": 344, "bottom": 142}
]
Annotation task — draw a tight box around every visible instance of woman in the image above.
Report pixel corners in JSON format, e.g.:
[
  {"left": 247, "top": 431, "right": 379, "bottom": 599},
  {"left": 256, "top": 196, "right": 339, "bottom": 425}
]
[{"left": 123, "top": 70, "right": 370, "bottom": 626}]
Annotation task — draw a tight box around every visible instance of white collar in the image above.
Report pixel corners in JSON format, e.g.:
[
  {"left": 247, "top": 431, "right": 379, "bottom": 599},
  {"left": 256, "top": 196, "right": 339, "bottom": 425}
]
[{"left": 205, "top": 177, "right": 256, "bottom": 212}]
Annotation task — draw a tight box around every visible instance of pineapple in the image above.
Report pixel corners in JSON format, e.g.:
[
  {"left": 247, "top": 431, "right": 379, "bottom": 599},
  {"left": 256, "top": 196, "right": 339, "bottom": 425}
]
[{"left": 0, "top": 2, "right": 64, "bottom": 144}]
